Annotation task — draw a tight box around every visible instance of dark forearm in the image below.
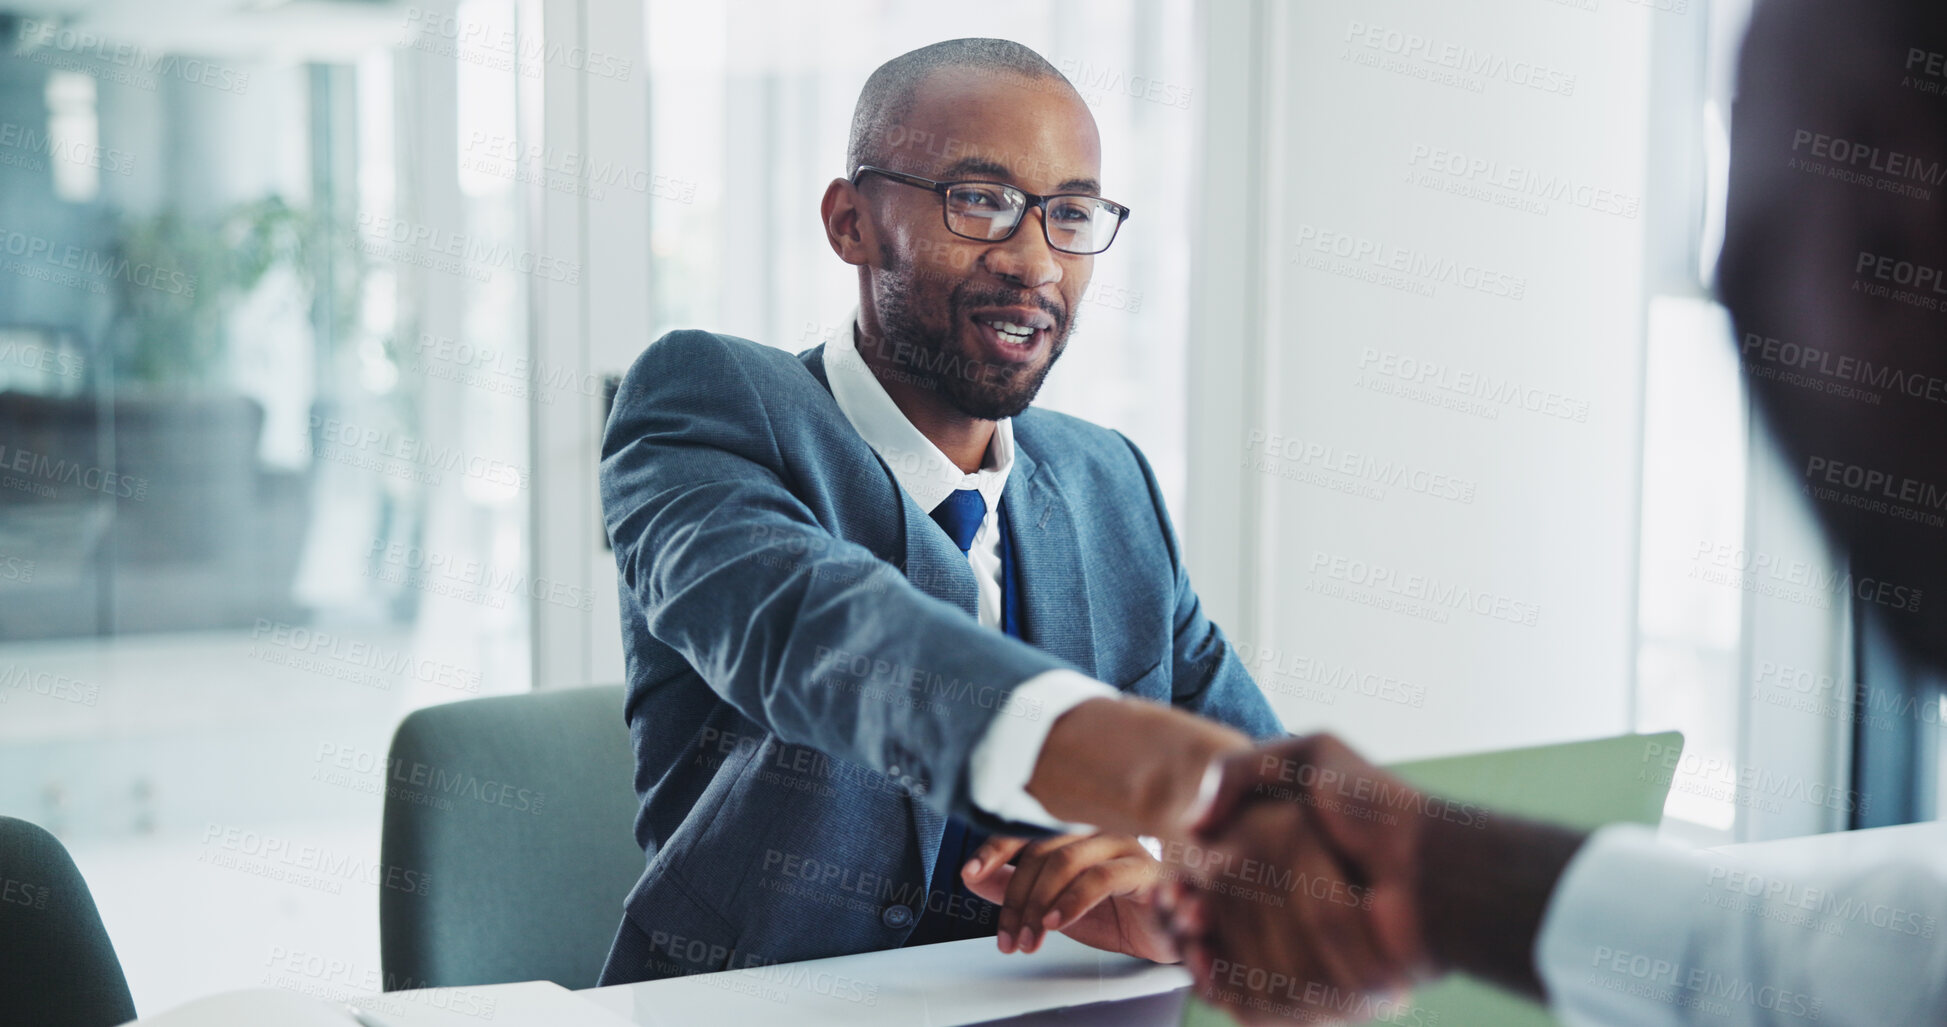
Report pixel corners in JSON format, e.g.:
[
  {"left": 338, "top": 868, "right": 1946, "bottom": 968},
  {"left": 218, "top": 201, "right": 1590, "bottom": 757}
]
[{"left": 1414, "top": 809, "right": 1590, "bottom": 999}]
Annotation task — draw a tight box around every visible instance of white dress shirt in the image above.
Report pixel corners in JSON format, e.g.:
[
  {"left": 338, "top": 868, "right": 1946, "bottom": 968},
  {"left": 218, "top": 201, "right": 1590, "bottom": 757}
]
[
  {"left": 1536, "top": 824, "right": 1947, "bottom": 1026},
  {"left": 823, "top": 312, "right": 1118, "bottom": 830}
]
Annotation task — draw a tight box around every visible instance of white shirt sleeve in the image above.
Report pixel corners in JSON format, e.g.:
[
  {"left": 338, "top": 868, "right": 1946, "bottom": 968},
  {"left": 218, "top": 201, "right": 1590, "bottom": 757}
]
[
  {"left": 965, "top": 669, "right": 1121, "bottom": 831},
  {"left": 1536, "top": 824, "right": 1947, "bottom": 1027}
]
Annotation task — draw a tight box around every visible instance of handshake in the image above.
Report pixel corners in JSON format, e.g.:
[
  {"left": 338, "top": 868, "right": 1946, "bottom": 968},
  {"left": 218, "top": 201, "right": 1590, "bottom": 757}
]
[{"left": 960, "top": 699, "right": 1588, "bottom": 1025}]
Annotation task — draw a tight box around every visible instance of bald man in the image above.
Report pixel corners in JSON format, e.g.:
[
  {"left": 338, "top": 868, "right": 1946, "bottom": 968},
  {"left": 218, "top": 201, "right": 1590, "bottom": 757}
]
[{"left": 596, "top": 38, "right": 1283, "bottom": 985}]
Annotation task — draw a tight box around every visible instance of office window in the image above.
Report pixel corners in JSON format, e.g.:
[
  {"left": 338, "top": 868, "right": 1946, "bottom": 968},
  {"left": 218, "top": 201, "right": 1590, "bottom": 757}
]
[
  {"left": 1630, "top": 0, "right": 1856, "bottom": 845},
  {"left": 0, "top": 2, "right": 535, "bottom": 1009},
  {"left": 642, "top": 0, "right": 1198, "bottom": 512}
]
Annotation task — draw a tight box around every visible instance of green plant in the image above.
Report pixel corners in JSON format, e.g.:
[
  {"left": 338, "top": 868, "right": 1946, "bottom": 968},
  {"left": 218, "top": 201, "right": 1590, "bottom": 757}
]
[{"left": 106, "top": 196, "right": 362, "bottom": 386}]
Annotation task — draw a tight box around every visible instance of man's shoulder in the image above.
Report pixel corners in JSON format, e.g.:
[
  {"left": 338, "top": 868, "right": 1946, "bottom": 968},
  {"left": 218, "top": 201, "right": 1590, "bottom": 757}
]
[
  {"left": 629, "top": 328, "right": 820, "bottom": 386},
  {"left": 613, "top": 330, "right": 834, "bottom": 421},
  {"left": 1014, "top": 406, "right": 1149, "bottom": 481}
]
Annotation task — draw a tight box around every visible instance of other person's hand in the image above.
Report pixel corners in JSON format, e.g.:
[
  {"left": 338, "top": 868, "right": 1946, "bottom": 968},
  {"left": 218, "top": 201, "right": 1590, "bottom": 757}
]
[{"left": 1165, "top": 734, "right": 1429, "bottom": 1023}]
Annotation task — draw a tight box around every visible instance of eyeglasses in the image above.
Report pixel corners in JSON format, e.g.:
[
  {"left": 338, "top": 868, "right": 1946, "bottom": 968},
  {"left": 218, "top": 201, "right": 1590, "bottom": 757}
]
[{"left": 851, "top": 165, "right": 1131, "bottom": 256}]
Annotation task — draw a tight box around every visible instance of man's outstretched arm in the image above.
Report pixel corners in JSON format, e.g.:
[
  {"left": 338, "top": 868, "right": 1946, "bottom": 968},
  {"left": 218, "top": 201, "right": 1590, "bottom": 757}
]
[{"left": 605, "top": 330, "right": 1249, "bottom": 837}]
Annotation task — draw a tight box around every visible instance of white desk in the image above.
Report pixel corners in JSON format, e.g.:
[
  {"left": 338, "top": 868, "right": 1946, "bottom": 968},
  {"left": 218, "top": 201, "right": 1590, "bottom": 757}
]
[
  {"left": 562, "top": 822, "right": 1947, "bottom": 1026},
  {"left": 139, "top": 823, "right": 1943, "bottom": 1026},
  {"left": 577, "top": 933, "right": 1191, "bottom": 1026}
]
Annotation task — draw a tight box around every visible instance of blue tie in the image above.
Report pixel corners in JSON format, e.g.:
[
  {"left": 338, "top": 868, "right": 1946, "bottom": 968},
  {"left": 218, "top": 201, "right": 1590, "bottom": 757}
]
[
  {"left": 929, "top": 488, "right": 986, "bottom": 553},
  {"left": 907, "top": 488, "right": 1013, "bottom": 947}
]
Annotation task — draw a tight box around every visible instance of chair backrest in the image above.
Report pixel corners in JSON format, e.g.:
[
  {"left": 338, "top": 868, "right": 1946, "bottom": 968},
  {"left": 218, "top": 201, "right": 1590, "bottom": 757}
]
[
  {"left": 0, "top": 816, "right": 137, "bottom": 1027},
  {"left": 378, "top": 685, "right": 642, "bottom": 990}
]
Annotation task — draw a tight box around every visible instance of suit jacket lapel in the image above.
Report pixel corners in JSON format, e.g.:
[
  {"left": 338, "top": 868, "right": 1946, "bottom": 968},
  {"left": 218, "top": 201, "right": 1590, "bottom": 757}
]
[{"left": 1001, "top": 442, "right": 1098, "bottom": 677}]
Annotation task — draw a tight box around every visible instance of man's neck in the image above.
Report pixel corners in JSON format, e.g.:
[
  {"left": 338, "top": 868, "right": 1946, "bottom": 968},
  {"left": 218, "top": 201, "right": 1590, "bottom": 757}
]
[{"left": 854, "top": 320, "right": 995, "bottom": 474}]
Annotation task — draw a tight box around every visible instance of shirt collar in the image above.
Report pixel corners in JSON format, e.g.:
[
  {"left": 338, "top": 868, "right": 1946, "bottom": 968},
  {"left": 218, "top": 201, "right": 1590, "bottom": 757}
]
[{"left": 825, "top": 306, "right": 1013, "bottom": 516}]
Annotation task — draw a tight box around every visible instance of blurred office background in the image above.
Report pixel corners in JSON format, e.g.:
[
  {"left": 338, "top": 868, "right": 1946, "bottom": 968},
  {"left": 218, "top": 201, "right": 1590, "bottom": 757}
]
[{"left": 0, "top": 0, "right": 1937, "bottom": 1015}]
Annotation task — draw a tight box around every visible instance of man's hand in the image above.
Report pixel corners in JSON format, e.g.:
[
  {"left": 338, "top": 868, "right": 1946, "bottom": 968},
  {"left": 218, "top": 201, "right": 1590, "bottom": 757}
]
[
  {"left": 1023, "top": 697, "right": 1254, "bottom": 837},
  {"left": 1166, "top": 734, "right": 1432, "bottom": 1024},
  {"left": 962, "top": 833, "right": 1177, "bottom": 963}
]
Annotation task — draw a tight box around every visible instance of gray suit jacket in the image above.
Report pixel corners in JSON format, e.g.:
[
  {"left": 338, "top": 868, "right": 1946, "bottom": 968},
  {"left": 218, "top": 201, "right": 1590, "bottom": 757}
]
[{"left": 597, "top": 329, "right": 1283, "bottom": 983}]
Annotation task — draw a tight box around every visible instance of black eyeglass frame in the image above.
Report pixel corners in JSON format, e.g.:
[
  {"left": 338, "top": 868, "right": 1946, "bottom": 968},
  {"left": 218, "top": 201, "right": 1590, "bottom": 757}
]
[{"left": 851, "top": 164, "right": 1132, "bottom": 255}]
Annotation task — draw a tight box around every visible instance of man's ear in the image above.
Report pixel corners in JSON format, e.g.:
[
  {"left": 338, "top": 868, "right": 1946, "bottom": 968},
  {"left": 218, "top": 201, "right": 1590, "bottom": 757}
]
[{"left": 822, "top": 178, "right": 876, "bottom": 267}]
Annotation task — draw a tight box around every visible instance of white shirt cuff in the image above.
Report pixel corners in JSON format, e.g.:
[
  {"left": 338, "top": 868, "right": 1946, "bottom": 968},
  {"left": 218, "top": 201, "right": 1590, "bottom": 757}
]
[
  {"left": 1535, "top": 824, "right": 1705, "bottom": 1027},
  {"left": 965, "top": 670, "right": 1121, "bottom": 832}
]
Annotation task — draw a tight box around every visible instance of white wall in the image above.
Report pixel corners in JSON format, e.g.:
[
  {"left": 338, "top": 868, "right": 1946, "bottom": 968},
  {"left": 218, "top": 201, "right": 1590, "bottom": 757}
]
[{"left": 1195, "top": 0, "right": 1655, "bottom": 761}]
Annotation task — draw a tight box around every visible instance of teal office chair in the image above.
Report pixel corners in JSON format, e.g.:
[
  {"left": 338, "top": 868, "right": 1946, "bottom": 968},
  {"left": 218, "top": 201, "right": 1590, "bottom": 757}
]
[
  {"left": 378, "top": 685, "right": 644, "bottom": 990},
  {"left": 0, "top": 816, "right": 138, "bottom": 1027}
]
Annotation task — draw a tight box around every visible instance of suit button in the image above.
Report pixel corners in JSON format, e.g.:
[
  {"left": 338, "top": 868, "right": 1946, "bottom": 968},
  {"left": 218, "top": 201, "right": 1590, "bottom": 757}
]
[
  {"left": 887, "top": 765, "right": 901, "bottom": 776},
  {"left": 881, "top": 904, "right": 915, "bottom": 929}
]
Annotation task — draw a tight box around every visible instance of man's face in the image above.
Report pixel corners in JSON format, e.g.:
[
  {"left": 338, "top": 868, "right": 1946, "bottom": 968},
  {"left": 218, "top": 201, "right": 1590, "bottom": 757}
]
[{"left": 859, "top": 68, "right": 1104, "bottom": 420}]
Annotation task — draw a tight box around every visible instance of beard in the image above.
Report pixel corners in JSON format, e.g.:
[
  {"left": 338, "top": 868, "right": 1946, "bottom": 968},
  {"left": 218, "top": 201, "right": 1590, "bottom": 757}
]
[{"left": 868, "top": 255, "right": 1076, "bottom": 420}]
